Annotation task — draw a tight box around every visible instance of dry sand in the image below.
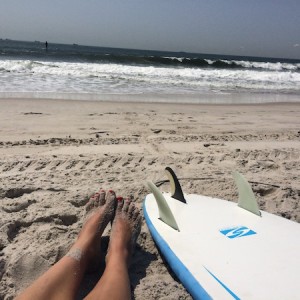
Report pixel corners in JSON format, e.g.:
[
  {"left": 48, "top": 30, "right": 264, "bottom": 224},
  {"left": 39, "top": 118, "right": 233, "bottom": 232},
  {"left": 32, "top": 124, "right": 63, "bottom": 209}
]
[{"left": 0, "top": 99, "right": 299, "bottom": 299}]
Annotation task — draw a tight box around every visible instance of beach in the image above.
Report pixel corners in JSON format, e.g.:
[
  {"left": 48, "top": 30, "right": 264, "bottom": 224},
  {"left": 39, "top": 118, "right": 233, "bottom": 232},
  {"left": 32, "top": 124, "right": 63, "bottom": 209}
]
[{"left": 0, "top": 98, "right": 299, "bottom": 299}]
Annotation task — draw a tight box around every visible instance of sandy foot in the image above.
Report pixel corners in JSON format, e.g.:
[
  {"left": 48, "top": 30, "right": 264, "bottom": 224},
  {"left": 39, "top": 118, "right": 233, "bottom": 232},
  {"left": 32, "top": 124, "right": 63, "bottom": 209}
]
[
  {"left": 106, "top": 198, "right": 142, "bottom": 265},
  {"left": 67, "top": 190, "right": 117, "bottom": 266}
]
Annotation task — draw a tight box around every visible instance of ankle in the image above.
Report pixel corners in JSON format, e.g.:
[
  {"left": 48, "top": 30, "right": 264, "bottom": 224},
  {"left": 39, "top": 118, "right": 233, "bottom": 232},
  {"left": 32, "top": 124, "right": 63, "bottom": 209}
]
[
  {"left": 106, "top": 249, "right": 130, "bottom": 268},
  {"left": 71, "top": 236, "right": 96, "bottom": 259}
]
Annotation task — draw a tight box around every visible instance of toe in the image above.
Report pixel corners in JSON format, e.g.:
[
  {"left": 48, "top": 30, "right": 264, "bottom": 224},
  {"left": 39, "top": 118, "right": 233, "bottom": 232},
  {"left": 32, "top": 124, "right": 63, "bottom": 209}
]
[
  {"left": 116, "top": 197, "right": 124, "bottom": 213},
  {"left": 122, "top": 198, "right": 131, "bottom": 213},
  {"left": 93, "top": 193, "right": 101, "bottom": 208},
  {"left": 106, "top": 191, "right": 117, "bottom": 213},
  {"left": 85, "top": 199, "right": 92, "bottom": 212},
  {"left": 98, "top": 189, "right": 106, "bottom": 206},
  {"left": 86, "top": 194, "right": 97, "bottom": 211},
  {"left": 128, "top": 201, "right": 135, "bottom": 217},
  {"left": 132, "top": 207, "right": 141, "bottom": 221},
  {"left": 106, "top": 190, "right": 116, "bottom": 203}
]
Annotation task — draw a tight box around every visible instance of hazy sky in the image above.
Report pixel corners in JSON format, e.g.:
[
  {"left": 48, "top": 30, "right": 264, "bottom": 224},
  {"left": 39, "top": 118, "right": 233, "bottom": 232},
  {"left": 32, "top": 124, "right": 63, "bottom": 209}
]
[{"left": 1, "top": 0, "right": 300, "bottom": 59}]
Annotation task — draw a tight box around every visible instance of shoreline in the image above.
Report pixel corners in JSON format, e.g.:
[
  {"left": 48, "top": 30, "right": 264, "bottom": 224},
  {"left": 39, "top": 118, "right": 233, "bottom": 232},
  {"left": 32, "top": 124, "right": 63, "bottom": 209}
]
[
  {"left": 0, "top": 98, "right": 299, "bottom": 299},
  {"left": 0, "top": 91, "right": 300, "bottom": 104}
]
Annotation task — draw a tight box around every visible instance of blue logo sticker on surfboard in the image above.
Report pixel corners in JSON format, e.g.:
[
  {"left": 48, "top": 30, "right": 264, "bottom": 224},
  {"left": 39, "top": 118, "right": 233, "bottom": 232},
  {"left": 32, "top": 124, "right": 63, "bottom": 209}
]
[{"left": 220, "top": 226, "right": 256, "bottom": 239}]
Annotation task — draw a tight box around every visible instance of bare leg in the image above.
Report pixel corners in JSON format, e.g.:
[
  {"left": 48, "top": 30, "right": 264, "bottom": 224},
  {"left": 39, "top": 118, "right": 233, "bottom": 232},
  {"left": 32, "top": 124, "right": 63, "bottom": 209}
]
[
  {"left": 85, "top": 198, "right": 142, "bottom": 300},
  {"left": 16, "top": 190, "right": 116, "bottom": 300}
]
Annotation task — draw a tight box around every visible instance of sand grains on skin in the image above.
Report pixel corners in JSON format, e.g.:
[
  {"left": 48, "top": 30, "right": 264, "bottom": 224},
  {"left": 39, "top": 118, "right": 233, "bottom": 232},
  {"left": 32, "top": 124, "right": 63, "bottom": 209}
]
[
  {"left": 66, "top": 190, "right": 117, "bottom": 267},
  {"left": 107, "top": 198, "right": 142, "bottom": 265},
  {"left": 84, "top": 190, "right": 117, "bottom": 236}
]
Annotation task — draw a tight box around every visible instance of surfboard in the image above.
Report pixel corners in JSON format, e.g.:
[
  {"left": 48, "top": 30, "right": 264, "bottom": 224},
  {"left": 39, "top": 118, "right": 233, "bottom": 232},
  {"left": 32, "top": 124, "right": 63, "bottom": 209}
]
[{"left": 143, "top": 168, "right": 300, "bottom": 300}]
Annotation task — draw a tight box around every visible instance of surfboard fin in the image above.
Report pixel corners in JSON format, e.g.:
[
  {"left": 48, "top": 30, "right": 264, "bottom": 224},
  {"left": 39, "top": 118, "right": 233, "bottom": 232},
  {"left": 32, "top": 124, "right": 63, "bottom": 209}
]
[
  {"left": 147, "top": 181, "right": 180, "bottom": 231},
  {"left": 233, "top": 171, "right": 261, "bottom": 216},
  {"left": 165, "top": 167, "right": 187, "bottom": 203}
]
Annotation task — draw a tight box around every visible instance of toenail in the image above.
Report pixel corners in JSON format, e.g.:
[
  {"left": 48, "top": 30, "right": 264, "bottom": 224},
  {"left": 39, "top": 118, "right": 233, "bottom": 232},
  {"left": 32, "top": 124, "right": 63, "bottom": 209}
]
[{"left": 117, "top": 196, "right": 123, "bottom": 201}]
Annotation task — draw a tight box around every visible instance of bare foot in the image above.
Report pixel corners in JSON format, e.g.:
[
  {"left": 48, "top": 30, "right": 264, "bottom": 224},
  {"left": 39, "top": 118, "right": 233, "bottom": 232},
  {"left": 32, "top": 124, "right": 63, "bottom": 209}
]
[
  {"left": 106, "top": 198, "right": 142, "bottom": 266},
  {"left": 66, "top": 190, "right": 116, "bottom": 267},
  {"left": 82, "top": 189, "right": 116, "bottom": 237}
]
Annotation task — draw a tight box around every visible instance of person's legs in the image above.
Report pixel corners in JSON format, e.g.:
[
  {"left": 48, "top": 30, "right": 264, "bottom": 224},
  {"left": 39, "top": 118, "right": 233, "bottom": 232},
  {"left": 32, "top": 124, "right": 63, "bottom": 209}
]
[
  {"left": 16, "top": 190, "right": 116, "bottom": 300},
  {"left": 84, "top": 198, "right": 142, "bottom": 300}
]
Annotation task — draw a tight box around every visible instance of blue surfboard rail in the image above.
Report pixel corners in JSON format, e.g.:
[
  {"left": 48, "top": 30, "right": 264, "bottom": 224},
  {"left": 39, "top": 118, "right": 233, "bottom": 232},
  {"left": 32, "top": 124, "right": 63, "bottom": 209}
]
[{"left": 143, "top": 199, "right": 212, "bottom": 300}]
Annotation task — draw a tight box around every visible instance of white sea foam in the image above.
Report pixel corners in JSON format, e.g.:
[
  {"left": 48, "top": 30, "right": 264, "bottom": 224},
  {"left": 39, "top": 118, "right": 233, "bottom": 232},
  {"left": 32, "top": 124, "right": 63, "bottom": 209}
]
[
  {"left": 233, "top": 60, "right": 299, "bottom": 71},
  {"left": 0, "top": 59, "right": 299, "bottom": 99}
]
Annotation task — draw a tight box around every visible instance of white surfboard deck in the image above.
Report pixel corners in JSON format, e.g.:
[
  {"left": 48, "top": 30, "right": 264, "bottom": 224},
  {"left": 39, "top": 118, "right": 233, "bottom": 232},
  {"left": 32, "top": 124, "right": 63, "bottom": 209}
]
[{"left": 143, "top": 193, "right": 300, "bottom": 300}]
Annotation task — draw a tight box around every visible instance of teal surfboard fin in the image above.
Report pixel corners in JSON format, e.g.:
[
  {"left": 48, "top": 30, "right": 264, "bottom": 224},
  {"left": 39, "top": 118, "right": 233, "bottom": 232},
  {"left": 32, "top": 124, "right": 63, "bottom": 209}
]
[
  {"left": 233, "top": 171, "right": 261, "bottom": 216},
  {"left": 147, "top": 181, "right": 180, "bottom": 231},
  {"left": 165, "top": 167, "right": 187, "bottom": 204}
]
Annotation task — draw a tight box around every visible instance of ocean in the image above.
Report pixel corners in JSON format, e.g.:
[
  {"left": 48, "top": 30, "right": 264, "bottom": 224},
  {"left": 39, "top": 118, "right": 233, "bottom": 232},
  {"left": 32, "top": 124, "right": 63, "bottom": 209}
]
[{"left": 0, "top": 39, "right": 300, "bottom": 104}]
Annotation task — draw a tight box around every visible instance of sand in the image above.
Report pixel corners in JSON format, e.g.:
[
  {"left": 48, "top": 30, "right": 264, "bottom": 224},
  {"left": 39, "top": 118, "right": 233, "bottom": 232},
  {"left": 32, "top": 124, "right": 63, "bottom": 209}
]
[{"left": 0, "top": 98, "right": 299, "bottom": 299}]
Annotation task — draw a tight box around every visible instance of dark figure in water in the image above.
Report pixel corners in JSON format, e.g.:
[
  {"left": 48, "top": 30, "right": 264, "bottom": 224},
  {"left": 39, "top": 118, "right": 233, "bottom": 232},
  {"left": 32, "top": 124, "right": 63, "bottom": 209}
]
[{"left": 45, "top": 41, "right": 48, "bottom": 50}]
